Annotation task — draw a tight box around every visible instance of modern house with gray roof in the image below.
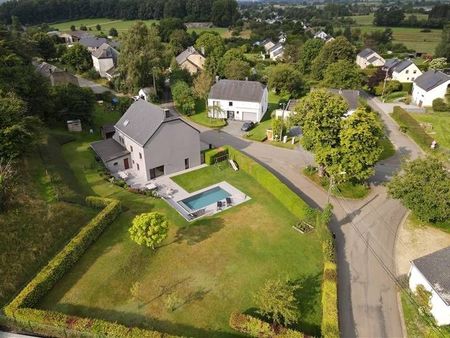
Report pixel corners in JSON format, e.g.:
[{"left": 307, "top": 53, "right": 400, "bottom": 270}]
[
  {"left": 412, "top": 70, "right": 450, "bottom": 107},
  {"left": 91, "top": 100, "right": 201, "bottom": 183},
  {"left": 409, "top": 246, "right": 450, "bottom": 326},
  {"left": 356, "top": 48, "right": 385, "bottom": 69},
  {"left": 383, "top": 58, "right": 422, "bottom": 83},
  {"left": 207, "top": 79, "right": 268, "bottom": 122}
]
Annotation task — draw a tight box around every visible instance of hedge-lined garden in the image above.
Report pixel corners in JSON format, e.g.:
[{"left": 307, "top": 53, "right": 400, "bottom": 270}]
[
  {"left": 2, "top": 197, "right": 174, "bottom": 337},
  {"left": 391, "top": 106, "right": 434, "bottom": 151}
]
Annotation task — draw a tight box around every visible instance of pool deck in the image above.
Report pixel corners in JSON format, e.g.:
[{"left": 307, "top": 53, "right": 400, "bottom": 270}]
[{"left": 154, "top": 171, "right": 250, "bottom": 221}]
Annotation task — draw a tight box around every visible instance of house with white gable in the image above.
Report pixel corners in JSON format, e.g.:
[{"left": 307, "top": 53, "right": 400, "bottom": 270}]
[
  {"left": 261, "top": 39, "right": 275, "bottom": 53},
  {"left": 412, "top": 70, "right": 450, "bottom": 107},
  {"left": 208, "top": 79, "right": 268, "bottom": 122},
  {"left": 409, "top": 246, "right": 450, "bottom": 326},
  {"left": 268, "top": 43, "right": 284, "bottom": 61},
  {"left": 175, "top": 46, "right": 205, "bottom": 75},
  {"left": 356, "top": 48, "right": 385, "bottom": 69},
  {"left": 314, "top": 31, "right": 334, "bottom": 43},
  {"left": 91, "top": 43, "right": 119, "bottom": 78},
  {"left": 91, "top": 100, "right": 201, "bottom": 183},
  {"left": 383, "top": 58, "right": 422, "bottom": 83}
]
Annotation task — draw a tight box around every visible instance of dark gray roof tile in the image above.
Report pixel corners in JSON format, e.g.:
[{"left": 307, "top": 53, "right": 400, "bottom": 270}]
[
  {"left": 209, "top": 80, "right": 266, "bottom": 103},
  {"left": 414, "top": 70, "right": 450, "bottom": 92}
]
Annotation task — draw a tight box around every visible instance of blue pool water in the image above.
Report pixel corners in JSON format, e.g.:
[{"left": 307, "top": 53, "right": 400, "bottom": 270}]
[{"left": 180, "top": 186, "right": 230, "bottom": 211}]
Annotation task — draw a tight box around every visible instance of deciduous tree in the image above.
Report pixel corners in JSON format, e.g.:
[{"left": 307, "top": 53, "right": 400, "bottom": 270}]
[
  {"left": 129, "top": 212, "right": 169, "bottom": 249},
  {"left": 388, "top": 157, "right": 450, "bottom": 223},
  {"left": 298, "top": 38, "right": 324, "bottom": 74},
  {"left": 171, "top": 81, "right": 196, "bottom": 115},
  {"left": 322, "top": 60, "right": 361, "bottom": 90},
  {"left": 211, "top": 0, "right": 239, "bottom": 27},
  {"left": 268, "top": 63, "right": 304, "bottom": 97},
  {"left": 193, "top": 72, "right": 213, "bottom": 100},
  {"left": 254, "top": 279, "right": 300, "bottom": 326},
  {"left": 61, "top": 43, "right": 92, "bottom": 72},
  {"left": 223, "top": 59, "right": 250, "bottom": 80}
]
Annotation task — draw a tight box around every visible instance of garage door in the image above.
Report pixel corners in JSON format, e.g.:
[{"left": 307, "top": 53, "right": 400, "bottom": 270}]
[{"left": 242, "top": 111, "right": 257, "bottom": 122}]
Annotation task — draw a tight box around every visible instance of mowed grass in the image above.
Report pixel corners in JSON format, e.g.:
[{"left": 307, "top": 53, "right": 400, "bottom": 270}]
[
  {"left": 0, "top": 137, "right": 96, "bottom": 307},
  {"left": 343, "top": 14, "right": 442, "bottom": 54},
  {"left": 37, "top": 134, "right": 323, "bottom": 336},
  {"left": 50, "top": 18, "right": 237, "bottom": 38},
  {"left": 410, "top": 111, "right": 450, "bottom": 150}
]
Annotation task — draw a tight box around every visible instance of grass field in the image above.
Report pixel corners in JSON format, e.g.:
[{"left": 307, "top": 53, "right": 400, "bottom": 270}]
[
  {"left": 35, "top": 107, "right": 323, "bottom": 337},
  {"left": 410, "top": 111, "right": 450, "bottom": 150},
  {"left": 343, "top": 14, "right": 442, "bottom": 54},
  {"left": 0, "top": 135, "right": 96, "bottom": 308},
  {"left": 50, "top": 18, "right": 234, "bottom": 38}
]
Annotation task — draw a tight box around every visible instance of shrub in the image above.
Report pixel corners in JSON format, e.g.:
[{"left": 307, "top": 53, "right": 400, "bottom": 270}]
[
  {"left": 321, "top": 262, "right": 339, "bottom": 338},
  {"left": 203, "top": 147, "right": 229, "bottom": 165},
  {"left": 391, "top": 107, "right": 434, "bottom": 151},
  {"left": 229, "top": 312, "right": 304, "bottom": 337},
  {"left": 432, "top": 98, "right": 448, "bottom": 112},
  {"left": 401, "top": 82, "right": 413, "bottom": 94},
  {"left": 384, "top": 80, "right": 402, "bottom": 95},
  {"left": 225, "top": 146, "right": 312, "bottom": 220}
]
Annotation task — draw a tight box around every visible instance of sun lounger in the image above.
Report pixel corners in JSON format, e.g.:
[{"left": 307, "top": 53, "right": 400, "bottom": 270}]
[
  {"left": 226, "top": 197, "right": 232, "bottom": 206},
  {"left": 217, "top": 201, "right": 223, "bottom": 210}
]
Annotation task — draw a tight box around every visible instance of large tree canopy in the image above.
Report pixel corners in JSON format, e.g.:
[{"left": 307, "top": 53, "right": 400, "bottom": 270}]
[
  {"left": 388, "top": 157, "right": 450, "bottom": 223},
  {"left": 117, "top": 22, "right": 163, "bottom": 92},
  {"left": 322, "top": 60, "right": 361, "bottom": 90}
]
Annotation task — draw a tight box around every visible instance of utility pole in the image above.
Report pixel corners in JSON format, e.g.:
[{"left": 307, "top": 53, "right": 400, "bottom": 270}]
[{"left": 381, "top": 67, "right": 389, "bottom": 102}]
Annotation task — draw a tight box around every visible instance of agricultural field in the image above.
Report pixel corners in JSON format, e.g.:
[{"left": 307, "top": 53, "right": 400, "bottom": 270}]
[
  {"left": 344, "top": 14, "right": 442, "bottom": 54},
  {"left": 49, "top": 18, "right": 236, "bottom": 38},
  {"left": 34, "top": 108, "right": 324, "bottom": 337}
]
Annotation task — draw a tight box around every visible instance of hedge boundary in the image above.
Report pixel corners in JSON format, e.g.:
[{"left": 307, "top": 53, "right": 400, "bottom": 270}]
[
  {"left": 391, "top": 106, "right": 433, "bottom": 151},
  {"left": 223, "top": 146, "right": 312, "bottom": 220},
  {"left": 229, "top": 312, "right": 304, "bottom": 338},
  {"left": 321, "top": 261, "right": 339, "bottom": 338},
  {"left": 4, "top": 197, "right": 178, "bottom": 337}
]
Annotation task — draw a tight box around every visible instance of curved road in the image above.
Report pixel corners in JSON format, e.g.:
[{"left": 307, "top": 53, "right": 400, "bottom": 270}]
[{"left": 190, "top": 97, "right": 422, "bottom": 338}]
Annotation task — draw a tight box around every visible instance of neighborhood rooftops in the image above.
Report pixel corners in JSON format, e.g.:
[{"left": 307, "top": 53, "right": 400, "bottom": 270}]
[
  {"left": 414, "top": 70, "right": 450, "bottom": 92},
  {"left": 412, "top": 246, "right": 450, "bottom": 305},
  {"left": 91, "top": 138, "right": 129, "bottom": 162},
  {"left": 115, "top": 100, "right": 199, "bottom": 146},
  {"left": 328, "top": 89, "right": 360, "bottom": 111},
  {"left": 79, "top": 36, "right": 108, "bottom": 49},
  {"left": 209, "top": 79, "right": 266, "bottom": 103},
  {"left": 358, "top": 48, "right": 376, "bottom": 58},
  {"left": 176, "top": 46, "right": 203, "bottom": 65}
]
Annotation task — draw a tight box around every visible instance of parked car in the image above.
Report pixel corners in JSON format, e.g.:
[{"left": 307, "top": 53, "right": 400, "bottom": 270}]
[{"left": 241, "top": 121, "right": 255, "bottom": 131}]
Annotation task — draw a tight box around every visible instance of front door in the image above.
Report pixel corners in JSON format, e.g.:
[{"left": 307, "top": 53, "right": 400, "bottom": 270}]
[
  {"left": 124, "top": 158, "right": 130, "bottom": 169},
  {"left": 227, "top": 111, "right": 235, "bottom": 119}
]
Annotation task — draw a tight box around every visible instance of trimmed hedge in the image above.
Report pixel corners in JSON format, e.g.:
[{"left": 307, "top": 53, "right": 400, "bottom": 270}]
[
  {"left": 321, "top": 262, "right": 339, "bottom": 338},
  {"left": 229, "top": 312, "right": 304, "bottom": 338},
  {"left": 2, "top": 197, "right": 176, "bottom": 337},
  {"left": 391, "top": 106, "right": 434, "bottom": 151},
  {"left": 224, "top": 146, "right": 312, "bottom": 220},
  {"left": 203, "top": 147, "right": 229, "bottom": 165},
  {"left": 401, "top": 82, "right": 413, "bottom": 94}
]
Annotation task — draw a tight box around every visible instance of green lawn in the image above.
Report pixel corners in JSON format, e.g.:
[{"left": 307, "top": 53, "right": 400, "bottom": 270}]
[
  {"left": 244, "top": 92, "right": 290, "bottom": 142},
  {"left": 303, "top": 168, "right": 370, "bottom": 200},
  {"left": 0, "top": 135, "right": 96, "bottom": 308},
  {"left": 188, "top": 100, "right": 227, "bottom": 128},
  {"left": 401, "top": 290, "right": 450, "bottom": 338},
  {"left": 410, "top": 111, "right": 450, "bottom": 150},
  {"left": 36, "top": 132, "right": 323, "bottom": 336}
]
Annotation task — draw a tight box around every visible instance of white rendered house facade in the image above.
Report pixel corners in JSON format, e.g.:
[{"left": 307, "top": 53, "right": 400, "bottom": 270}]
[
  {"left": 391, "top": 63, "right": 422, "bottom": 83},
  {"left": 208, "top": 80, "right": 269, "bottom": 123},
  {"left": 412, "top": 70, "right": 450, "bottom": 107}
]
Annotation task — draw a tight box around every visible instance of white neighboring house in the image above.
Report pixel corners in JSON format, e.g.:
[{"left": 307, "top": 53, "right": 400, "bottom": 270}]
[
  {"left": 383, "top": 58, "right": 422, "bottom": 83},
  {"left": 412, "top": 70, "right": 450, "bottom": 107},
  {"left": 91, "top": 43, "right": 119, "bottom": 78},
  {"left": 91, "top": 100, "right": 201, "bottom": 183},
  {"left": 268, "top": 43, "right": 284, "bottom": 61},
  {"left": 275, "top": 89, "right": 360, "bottom": 119},
  {"left": 314, "top": 31, "right": 335, "bottom": 43},
  {"left": 208, "top": 79, "right": 268, "bottom": 123},
  {"left": 409, "top": 246, "right": 450, "bottom": 326},
  {"left": 356, "top": 48, "right": 385, "bottom": 69},
  {"left": 261, "top": 39, "right": 275, "bottom": 53}
]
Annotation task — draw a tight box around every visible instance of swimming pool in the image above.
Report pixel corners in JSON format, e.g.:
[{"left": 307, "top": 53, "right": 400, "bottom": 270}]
[{"left": 179, "top": 186, "right": 230, "bottom": 211}]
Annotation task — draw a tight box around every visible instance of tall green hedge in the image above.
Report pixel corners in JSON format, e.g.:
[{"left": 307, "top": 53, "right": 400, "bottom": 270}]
[
  {"left": 321, "top": 261, "right": 339, "bottom": 338},
  {"left": 3, "top": 197, "right": 177, "bottom": 337},
  {"left": 400, "top": 82, "right": 413, "bottom": 94},
  {"left": 203, "top": 147, "right": 229, "bottom": 165},
  {"left": 224, "top": 146, "right": 312, "bottom": 220},
  {"left": 391, "top": 106, "right": 433, "bottom": 151},
  {"left": 229, "top": 312, "right": 304, "bottom": 338}
]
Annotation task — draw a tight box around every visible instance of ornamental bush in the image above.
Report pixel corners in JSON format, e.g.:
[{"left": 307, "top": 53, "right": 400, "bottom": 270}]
[
  {"left": 129, "top": 212, "right": 169, "bottom": 249},
  {"left": 432, "top": 98, "right": 448, "bottom": 112}
]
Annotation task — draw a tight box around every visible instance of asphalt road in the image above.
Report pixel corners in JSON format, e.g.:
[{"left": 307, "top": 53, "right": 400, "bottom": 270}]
[{"left": 193, "top": 96, "right": 423, "bottom": 338}]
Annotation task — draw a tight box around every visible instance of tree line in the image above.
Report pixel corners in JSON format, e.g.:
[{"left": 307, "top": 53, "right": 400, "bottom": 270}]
[{"left": 0, "top": 0, "right": 239, "bottom": 27}]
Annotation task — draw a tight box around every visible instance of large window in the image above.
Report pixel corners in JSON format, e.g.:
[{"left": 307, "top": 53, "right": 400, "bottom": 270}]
[
  {"left": 150, "top": 165, "right": 165, "bottom": 179},
  {"left": 185, "top": 158, "right": 190, "bottom": 170}
]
